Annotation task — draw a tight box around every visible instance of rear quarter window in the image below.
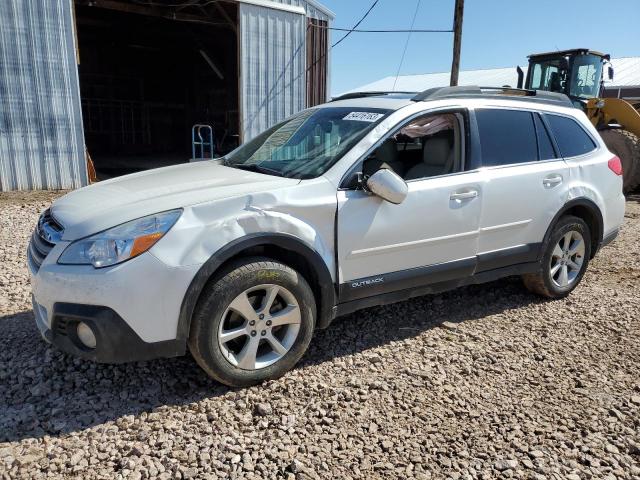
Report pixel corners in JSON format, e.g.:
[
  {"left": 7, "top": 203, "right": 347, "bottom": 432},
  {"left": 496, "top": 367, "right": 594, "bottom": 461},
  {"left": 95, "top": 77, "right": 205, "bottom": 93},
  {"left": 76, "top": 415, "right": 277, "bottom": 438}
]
[{"left": 545, "top": 114, "right": 597, "bottom": 158}]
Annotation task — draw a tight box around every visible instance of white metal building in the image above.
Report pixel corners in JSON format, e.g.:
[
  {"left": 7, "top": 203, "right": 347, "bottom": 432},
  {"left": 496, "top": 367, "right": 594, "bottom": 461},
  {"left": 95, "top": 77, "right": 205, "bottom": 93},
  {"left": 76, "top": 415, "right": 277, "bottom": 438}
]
[
  {"left": 346, "top": 56, "right": 640, "bottom": 100},
  {"left": 0, "top": 0, "right": 333, "bottom": 191}
]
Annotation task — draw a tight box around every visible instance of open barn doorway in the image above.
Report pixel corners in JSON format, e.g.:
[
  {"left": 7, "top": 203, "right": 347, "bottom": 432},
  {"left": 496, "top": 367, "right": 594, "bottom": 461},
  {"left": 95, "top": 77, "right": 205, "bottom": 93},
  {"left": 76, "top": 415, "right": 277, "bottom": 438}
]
[{"left": 74, "top": 0, "right": 239, "bottom": 179}]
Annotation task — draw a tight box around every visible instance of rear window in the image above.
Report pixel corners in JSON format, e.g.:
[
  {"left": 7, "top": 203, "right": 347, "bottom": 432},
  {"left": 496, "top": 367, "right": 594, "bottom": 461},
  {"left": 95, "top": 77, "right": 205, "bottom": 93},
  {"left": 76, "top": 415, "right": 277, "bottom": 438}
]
[
  {"left": 476, "top": 109, "right": 538, "bottom": 166},
  {"left": 545, "top": 114, "right": 597, "bottom": 158}
]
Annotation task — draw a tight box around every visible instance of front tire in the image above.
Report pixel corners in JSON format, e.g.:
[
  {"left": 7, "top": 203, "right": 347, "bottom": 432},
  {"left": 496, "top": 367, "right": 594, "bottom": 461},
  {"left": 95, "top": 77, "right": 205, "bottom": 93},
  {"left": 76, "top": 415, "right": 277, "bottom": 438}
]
[
  {"left": 188, "top": 258, "right": 316, "bottom": 387},
  {"left": 522, "top": 215, "right": 591, "bottom": 299}
]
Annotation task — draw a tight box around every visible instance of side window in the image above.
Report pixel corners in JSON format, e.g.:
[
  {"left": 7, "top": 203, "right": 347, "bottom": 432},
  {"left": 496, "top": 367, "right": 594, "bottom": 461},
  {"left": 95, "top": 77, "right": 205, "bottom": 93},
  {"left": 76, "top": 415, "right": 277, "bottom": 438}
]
[
  {"left": 475, "top": 109, "right": 537, "bottom": 166},
  {"left": 533, "top": 114, "right": 557, "bottom": 160},
  {"left": 545, "top": 114, "right": 597, "bottom": 158},
  {"left": 362, "top": 113, "right": 463, "bottom": 181}
]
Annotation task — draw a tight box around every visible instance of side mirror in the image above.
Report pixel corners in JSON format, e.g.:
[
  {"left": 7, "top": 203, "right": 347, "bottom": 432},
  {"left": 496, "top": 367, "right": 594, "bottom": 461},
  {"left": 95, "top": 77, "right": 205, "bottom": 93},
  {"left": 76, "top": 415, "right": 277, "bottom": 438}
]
[
  {"left": 366, "top": 169, "right": 408, "bottom": 205},
  {"left": 608, "top": 66, "right": 614, "bottom": 81}
]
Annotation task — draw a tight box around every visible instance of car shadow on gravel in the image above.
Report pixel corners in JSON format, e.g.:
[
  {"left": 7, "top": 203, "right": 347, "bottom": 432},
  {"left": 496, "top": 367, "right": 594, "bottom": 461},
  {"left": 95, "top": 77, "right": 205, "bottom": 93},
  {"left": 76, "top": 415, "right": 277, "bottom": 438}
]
[
  {"left": 0, "top": 311, "right": 226, "bottom": 443},
  {"left": 0, "top": 277, "right": 538, "bottom": 443},
  {"left": 304, "top": 276, "right": 539, "bottom": 367}
]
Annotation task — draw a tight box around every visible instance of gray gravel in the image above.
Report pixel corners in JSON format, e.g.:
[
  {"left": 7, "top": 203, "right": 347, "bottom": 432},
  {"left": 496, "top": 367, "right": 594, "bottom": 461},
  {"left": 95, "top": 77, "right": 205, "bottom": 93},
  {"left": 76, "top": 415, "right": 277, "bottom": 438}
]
[{"left": 1, "top": 191, "right": 639, "bottom": 480}]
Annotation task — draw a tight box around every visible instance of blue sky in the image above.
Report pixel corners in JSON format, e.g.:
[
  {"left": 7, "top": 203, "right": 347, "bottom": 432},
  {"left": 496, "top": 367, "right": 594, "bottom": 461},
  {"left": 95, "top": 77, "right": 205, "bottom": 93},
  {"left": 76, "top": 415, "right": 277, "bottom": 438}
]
[{"left": 321, "top": 0, "right": 640, "bottom": 95}]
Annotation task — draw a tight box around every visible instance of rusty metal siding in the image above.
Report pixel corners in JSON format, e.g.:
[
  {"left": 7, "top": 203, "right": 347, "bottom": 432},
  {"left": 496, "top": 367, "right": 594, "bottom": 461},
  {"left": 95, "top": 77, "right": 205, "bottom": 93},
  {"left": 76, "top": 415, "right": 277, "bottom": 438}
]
[
  {"left": 306, "top": 17, "right": 328, "bottom": 107},
  {"left": 0, "top": 0, "right": 87, "bottom": 191},
  {"left": 239, "top": 3, "right": 307, "bottom": 141}
]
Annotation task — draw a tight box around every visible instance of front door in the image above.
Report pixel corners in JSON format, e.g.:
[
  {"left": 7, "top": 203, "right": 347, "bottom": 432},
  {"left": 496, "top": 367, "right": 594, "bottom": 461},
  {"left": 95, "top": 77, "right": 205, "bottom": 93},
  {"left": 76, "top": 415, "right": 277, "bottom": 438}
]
[{"left": 337, "top": 171, "right": 484, "bottom": 301}]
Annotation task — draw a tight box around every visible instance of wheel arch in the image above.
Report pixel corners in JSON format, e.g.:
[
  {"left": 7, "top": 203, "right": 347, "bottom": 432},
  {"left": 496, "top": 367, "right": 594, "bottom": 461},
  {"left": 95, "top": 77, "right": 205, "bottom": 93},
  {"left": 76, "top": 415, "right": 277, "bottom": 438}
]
[
  {"left": 542, "top": 198, "right": 604, "bottom": 260},
  {"left": 177, "top": 233, "right": 337, "bottom": 343}
]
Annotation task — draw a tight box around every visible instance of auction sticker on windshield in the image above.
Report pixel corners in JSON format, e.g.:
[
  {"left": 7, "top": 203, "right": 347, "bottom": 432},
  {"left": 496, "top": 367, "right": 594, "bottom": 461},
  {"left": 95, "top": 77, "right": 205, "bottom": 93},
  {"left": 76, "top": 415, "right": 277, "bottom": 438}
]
[{"left": 343, "top": 112, "right": 385, "bottom": 122}]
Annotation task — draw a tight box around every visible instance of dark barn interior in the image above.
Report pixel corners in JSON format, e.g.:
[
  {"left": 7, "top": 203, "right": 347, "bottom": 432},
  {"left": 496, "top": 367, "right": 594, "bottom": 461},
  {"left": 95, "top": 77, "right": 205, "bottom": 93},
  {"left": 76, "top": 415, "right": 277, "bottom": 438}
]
[{"left": 74, "top": 0, "right": 239, "bottom": 178}]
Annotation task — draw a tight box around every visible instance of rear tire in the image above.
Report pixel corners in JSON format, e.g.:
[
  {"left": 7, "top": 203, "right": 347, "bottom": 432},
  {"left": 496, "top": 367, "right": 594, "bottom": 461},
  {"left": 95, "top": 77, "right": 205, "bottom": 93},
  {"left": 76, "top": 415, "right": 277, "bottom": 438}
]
[
  {"left": 188, "top": 258, "right": 316, "bottom": 387},
  {"left": 599, "top": 129, "right": 640, "bottom": 193},
  {"left": 522, "top": 216, "right": 591, "bottom": 299}
]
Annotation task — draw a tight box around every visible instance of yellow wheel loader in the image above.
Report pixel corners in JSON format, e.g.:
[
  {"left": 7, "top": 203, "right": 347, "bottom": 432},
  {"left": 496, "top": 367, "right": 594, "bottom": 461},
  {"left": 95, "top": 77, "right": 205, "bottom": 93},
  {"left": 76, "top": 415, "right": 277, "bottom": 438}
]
[{"left": 517, "top": 49, "right": 640, "bottom": 192}]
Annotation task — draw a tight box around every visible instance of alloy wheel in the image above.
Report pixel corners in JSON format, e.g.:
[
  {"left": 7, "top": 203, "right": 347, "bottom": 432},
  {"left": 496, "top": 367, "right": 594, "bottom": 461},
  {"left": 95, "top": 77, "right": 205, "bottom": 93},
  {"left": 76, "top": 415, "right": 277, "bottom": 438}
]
[
  {"left": 217, "top": 284, "right": 301, "bottom": 370},
  {"left": 549, "top": 230, "right": 585, "bottom": 288}
]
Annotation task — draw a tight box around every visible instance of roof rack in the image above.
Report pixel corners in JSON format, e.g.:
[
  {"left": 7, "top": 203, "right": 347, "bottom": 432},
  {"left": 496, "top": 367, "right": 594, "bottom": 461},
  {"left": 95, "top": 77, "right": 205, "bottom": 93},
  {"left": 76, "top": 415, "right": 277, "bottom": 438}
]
[
  {"left": 411, "top": 86, "right": 574, "bottom": 107},
  {"left": 331, "top": 91, "right": 418, "bottom": 102}
]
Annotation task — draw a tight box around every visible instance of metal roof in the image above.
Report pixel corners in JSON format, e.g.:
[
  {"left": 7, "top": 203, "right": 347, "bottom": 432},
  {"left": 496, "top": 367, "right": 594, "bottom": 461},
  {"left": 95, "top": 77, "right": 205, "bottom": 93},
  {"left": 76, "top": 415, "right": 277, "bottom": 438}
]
[
  {"left": 344, "top": 56, "right": 640, "bottom": 96},
  {"left": 247, "top": 0, "right": 334, "bottom": 20},
  {"left": 608, "top": 57, "right": 640, "bottom": 88},
  {"left": 303, "top": 0, "right": 335, "bottom": 20}
]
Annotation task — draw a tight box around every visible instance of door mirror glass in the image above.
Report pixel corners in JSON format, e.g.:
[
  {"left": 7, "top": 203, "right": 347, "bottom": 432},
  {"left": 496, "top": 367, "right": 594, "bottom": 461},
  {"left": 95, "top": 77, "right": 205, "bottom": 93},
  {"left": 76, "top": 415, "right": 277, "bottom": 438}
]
[
  {"left": 608, "top": 66, "right": 614, "bottom": 81},
  {"left": 366, "top": 169, "right": 408, "bottom": 204}
]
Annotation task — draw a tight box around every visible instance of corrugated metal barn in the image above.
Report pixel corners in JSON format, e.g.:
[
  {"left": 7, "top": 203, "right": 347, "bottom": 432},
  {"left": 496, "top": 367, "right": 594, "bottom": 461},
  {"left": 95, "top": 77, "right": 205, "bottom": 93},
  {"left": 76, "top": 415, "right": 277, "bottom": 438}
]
[{"left": 0, "top": 0, "right": 333, "bottom": 191}]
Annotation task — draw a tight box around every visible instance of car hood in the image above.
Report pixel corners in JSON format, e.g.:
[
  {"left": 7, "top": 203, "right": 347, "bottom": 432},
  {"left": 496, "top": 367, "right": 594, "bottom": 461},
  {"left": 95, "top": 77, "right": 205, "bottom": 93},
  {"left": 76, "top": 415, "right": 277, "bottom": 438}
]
[{"left": 52, "top": 161, "right": 300, "bottom": 240}]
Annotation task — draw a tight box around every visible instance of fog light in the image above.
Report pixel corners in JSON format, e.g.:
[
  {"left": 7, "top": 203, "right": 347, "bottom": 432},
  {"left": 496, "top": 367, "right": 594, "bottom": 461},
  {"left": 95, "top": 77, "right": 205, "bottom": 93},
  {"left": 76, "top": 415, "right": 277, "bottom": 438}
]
[{"left": 77, "top": 322, "right": 96, "bottom": 349}]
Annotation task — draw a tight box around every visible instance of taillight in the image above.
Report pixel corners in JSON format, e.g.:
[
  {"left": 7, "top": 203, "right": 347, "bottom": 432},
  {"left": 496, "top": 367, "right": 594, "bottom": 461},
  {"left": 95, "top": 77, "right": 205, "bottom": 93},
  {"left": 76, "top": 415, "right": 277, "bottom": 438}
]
[{"left": 608, "top": 156, "right": 623, "bottom": 176}]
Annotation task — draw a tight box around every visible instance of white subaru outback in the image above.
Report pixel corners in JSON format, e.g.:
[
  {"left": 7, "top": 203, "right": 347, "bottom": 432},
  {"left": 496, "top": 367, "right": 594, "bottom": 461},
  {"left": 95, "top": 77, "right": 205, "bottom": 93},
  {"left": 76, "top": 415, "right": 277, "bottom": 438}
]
[{"left": 29, "top": 87, "right": 624, "bottom": 387}]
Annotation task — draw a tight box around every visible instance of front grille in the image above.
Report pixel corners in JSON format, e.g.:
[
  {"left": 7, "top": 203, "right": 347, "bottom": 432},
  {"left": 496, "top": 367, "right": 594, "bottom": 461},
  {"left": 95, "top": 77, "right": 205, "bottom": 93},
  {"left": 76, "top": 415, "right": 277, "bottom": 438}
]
[
  {"left": 54, "top": 317, "right": 69, "bottom": 337},
  {"left": 28, "top": 209, "right": 63, "bottom": 272}
]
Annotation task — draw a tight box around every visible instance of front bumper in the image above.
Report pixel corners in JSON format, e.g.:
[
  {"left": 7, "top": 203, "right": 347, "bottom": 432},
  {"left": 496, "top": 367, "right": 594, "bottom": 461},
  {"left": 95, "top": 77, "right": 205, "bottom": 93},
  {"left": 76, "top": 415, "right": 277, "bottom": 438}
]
[
  {"left": 34, "top": 301, "right": 184, "bottom": 363},
  {"left": 29, "top": 241, "right": 201, "bottom": 363}
]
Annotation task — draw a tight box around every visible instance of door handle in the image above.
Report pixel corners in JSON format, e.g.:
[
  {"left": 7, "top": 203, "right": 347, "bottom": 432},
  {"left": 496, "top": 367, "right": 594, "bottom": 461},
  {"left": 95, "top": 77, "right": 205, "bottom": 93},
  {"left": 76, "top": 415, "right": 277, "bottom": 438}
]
[
  {"left": 543, "top": 174, "right": 563, "bottom": 188},
  {"left": 450, "top": 190, "right": 479, "bottom": 201}
]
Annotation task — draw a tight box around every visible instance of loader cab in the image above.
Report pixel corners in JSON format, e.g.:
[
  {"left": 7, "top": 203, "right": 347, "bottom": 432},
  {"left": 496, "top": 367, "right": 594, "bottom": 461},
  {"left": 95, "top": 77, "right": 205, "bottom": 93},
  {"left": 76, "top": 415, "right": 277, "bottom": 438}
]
[{"left": 521, "top": 49, "right": 609, "bottom": 107}]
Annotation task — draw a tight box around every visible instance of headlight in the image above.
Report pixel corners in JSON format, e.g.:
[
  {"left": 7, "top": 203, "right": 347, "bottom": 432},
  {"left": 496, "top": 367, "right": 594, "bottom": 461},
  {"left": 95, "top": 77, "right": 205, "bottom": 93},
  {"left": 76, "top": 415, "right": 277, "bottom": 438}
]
[{"left": 58, "top": 210, "right": 182, "bottom": 268}]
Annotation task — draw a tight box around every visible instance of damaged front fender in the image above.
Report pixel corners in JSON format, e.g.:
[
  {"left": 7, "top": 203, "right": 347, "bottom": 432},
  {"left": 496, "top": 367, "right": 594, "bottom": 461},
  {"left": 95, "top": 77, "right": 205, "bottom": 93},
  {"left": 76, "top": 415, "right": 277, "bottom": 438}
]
[{"left": 149, "top": 177, "right": 339, "bottom": 337}]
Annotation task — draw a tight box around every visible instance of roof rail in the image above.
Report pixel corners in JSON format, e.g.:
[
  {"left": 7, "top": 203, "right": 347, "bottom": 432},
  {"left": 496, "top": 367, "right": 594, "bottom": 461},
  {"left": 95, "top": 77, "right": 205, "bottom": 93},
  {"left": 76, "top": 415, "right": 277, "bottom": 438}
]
[
  {"left": 411, "top": 86, "right": 574, "bottom": 107},
  {"left": 331, "top": 91, "right": 417, "bottom": 102}
]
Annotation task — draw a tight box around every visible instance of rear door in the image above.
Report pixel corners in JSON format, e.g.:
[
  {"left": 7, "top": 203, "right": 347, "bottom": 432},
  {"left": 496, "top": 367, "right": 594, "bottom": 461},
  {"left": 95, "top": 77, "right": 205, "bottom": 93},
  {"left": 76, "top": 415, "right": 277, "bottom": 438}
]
[{"left": 474, "top": 107, "right": 570, "bottom": 271}]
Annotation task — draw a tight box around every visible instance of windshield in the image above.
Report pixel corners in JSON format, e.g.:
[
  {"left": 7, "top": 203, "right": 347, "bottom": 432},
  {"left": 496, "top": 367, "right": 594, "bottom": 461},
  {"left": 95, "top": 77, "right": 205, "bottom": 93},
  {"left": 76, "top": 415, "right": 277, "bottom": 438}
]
[
  {"left": 225, "top": 107, "right": 391, "bottom": 179},
  {"left": 569, "top": 54, "right": 603, "bottom": 99}
]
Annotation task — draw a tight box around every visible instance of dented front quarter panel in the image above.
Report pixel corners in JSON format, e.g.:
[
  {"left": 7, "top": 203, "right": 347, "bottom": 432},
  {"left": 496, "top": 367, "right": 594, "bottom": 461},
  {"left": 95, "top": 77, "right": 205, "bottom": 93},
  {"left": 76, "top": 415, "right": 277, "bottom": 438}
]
[{"left": 150, "top": 176, "right": 338, "bottom": 281}]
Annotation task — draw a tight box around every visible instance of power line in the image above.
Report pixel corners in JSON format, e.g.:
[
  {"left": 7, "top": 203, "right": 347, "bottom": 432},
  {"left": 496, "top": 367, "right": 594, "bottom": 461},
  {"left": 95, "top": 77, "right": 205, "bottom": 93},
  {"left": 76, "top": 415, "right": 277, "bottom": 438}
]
[
  {"left": 245, "top": 0, "right": 448, "bottom": 126},
  {"left": 393, "top": 0, "right": 422, "bottom": 91},
  {"left": 244, "top": 2, "right": 381, "bottom": 131},
  {"left": 326, "top": 27, "right": 452, "bottom": 33},
  {"left": 331, "top": 0, "right": 380, "bottom": 48},
  {"left": 297, "top": 1, "right": 383, "bottom": 93}
]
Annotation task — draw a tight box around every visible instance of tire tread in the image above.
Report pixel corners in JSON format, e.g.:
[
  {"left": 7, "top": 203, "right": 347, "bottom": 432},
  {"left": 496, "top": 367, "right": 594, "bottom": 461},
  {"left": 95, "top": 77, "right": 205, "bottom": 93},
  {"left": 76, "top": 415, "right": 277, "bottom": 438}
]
[
  {"left": 187, "top": 257, "right": 315, "bottom": 387},
  {"left": 522, "top": 215, "right": 591, "bottom": 299}
]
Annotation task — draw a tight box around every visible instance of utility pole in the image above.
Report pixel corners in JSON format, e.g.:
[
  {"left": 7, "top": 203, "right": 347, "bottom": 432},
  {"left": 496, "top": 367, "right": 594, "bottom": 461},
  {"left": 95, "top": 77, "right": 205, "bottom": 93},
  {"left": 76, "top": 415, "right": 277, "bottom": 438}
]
[{"left": 449, "top": 0, "right": 464, "bottom": 86}]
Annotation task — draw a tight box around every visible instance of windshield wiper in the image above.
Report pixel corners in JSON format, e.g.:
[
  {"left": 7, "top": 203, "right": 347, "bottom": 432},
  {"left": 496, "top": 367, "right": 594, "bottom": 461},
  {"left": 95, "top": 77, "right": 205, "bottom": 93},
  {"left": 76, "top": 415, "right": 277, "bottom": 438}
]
[{"left": 232, "top": 163, "right": 286, "bottom": 178}]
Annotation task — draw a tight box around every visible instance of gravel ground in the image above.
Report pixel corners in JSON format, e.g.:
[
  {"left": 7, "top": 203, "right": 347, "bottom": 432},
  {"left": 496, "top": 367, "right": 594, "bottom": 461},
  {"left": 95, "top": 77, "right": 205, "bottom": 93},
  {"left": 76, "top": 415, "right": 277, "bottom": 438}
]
[{"left": 1, "top": 191, "right": 639, "bottom": 480}]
